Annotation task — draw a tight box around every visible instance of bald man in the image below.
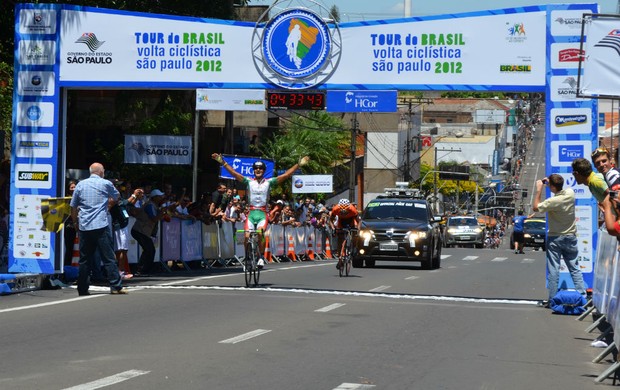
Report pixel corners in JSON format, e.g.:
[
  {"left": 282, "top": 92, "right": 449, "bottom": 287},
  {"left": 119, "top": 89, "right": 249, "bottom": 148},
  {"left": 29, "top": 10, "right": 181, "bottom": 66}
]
[{"left": 70, "top": 162, "right": 127, "bottom": 295}]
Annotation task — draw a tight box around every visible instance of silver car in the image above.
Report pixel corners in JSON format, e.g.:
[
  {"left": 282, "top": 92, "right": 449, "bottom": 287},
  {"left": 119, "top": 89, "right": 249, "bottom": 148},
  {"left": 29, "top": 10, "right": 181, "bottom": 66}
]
[{"left": 444, "top": 216, "right": 484, "bottom": 248}]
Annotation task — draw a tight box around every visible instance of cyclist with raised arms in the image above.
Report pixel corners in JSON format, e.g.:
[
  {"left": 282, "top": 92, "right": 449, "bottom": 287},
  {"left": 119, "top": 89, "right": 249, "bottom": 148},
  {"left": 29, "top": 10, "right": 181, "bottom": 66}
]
[
  {"left": 329, "top": 198, "right": 359, "bottom": 270},
  {"left": 212, "top": 153, "right": 310, "bottom": 268}
]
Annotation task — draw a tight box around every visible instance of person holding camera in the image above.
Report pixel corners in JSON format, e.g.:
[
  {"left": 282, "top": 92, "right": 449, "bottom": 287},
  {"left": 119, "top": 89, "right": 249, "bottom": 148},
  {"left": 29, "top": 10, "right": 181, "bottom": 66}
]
[
  {"left": 533, "top": 174, "right": 586, "bottom": 307},
  {"left": 130, "top": 189, "right": 166, "bottom": 276}
]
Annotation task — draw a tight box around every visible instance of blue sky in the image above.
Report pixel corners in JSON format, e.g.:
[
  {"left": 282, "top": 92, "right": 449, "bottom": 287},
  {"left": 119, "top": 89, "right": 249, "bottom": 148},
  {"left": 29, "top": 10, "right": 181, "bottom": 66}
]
[{"left": 248, "top": 0, "right": 617, "bottom": 21}]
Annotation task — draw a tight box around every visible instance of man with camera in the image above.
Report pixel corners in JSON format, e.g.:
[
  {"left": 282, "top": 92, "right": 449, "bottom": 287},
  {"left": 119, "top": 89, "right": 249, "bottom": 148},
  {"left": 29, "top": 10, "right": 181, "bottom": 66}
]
[{"left": 533, "top": 174, "right": 586, "bottom": 307}]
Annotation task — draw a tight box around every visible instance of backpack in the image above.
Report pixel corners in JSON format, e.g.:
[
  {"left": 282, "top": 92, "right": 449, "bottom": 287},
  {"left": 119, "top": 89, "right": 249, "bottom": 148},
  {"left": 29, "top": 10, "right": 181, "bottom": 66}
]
[
  {"left": 110, "top": 200, "right": 130, "bottom": 230},
  {"left": 549, "top": 290, "right": 587, "bottom": 315}
]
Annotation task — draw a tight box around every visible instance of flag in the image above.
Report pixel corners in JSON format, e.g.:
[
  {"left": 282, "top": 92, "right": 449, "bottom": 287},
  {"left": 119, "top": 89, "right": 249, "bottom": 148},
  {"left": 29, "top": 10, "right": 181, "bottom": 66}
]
[{"left": 40, "top": 197, "right": 72, "bottom": 233}]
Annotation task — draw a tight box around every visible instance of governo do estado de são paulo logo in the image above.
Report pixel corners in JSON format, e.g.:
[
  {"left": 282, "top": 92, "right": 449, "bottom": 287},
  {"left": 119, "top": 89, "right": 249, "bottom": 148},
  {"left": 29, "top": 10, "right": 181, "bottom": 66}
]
[{"left": 252, "top": 6, "right": 342, "bottom": 90}]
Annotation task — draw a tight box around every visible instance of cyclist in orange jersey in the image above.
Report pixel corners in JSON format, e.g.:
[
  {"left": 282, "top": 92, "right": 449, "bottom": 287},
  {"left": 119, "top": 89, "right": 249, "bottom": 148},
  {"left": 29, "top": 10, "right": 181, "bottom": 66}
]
[{"left": 329, "top": 198, "right": 359, "bottom": 270}]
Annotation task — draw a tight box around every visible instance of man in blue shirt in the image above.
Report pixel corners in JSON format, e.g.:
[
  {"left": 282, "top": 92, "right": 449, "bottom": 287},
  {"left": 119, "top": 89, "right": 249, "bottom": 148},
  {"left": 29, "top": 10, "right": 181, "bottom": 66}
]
[
  {"left": 512, "top": 210, "right": 527, "bottom": 254},
  {"left": 70, "top": 162, "right": 127, "bottom": 295}
]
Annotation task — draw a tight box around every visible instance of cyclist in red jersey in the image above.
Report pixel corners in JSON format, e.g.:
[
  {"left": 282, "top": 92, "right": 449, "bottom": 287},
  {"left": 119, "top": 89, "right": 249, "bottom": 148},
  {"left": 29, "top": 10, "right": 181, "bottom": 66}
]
[{"left": 329, "top": 198, "right": 359, "bottom": 270}]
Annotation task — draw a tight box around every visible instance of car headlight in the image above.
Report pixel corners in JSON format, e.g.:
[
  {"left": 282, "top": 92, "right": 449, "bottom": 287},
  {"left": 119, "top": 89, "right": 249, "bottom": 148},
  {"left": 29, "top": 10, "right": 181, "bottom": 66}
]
[
  {"left": 407, "top": 231, "right": 427, "bottom": 240},
  {"left": 359, "top": 230, "right": 374, "bottom": 239},
  {"left": 524, "top": 233, "right": 531, "bottom": 238},
  {"left": 447, "top": 228, "right": 457, "bottom": 233},
  {"left": 474, "top": 228, "right": 483, "bottom": 233}
]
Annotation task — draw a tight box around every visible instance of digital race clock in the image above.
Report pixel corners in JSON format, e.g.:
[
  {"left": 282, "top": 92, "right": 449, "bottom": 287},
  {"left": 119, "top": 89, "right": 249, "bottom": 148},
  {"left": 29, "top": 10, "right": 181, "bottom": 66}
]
[{"left": 266, "top": 91, "right": 326, "bottom": 111}]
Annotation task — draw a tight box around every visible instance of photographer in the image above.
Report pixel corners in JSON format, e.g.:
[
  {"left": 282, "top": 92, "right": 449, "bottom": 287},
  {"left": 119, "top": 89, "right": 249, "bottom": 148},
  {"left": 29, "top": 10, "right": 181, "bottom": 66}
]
[
  {"left": 130, "top": 189, "right": 166, "bottom": 276},
  {"left": 533, "top": 174, "right": 586, "bottom": 307}
]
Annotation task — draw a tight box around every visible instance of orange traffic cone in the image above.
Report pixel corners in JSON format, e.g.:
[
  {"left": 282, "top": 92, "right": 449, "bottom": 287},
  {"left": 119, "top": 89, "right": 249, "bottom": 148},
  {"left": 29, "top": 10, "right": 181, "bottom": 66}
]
[
  {"left": 324, "top": 236, "right": 333, "bottom": 259},
  {"left": 287, "top": 234, "right": 297, "bottom": 262},
  {"left": 71, "top": 236, "right": 80, "bottom": 267},
  {"left": 306, "top": 233, "right": 315, "bottom": 260},
  {"left": 264, "top": 235, "right": 273, "bottom": 263}
]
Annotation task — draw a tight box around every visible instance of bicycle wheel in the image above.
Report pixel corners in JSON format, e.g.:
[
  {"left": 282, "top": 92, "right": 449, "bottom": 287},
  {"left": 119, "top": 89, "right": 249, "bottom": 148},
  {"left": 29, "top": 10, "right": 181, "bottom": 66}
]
[
  {"left": 339, "top": 236, "right": 349, "bottom": 277},
  {"left": 253, "top": 243, "right": 261, "bottom": 286},
  {"left": 244, "top": 243, "right": 254, "bottom": 287}
]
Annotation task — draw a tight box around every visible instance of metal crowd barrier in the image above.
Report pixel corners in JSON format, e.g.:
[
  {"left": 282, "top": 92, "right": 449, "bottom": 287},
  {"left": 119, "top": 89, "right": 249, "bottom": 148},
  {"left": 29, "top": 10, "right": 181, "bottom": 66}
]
[
  {"left": 588, "top": 227, "right": 620, "bottom": 383},
  {"left": 125, "top": 217, "right": 334, "bottom": 270}
]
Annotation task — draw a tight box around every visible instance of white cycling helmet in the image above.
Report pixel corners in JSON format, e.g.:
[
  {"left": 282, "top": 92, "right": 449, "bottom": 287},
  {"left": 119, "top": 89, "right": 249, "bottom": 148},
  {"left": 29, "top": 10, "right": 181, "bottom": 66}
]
[{"left": 338, "top": 198, "right": 350, "bottom": 207}]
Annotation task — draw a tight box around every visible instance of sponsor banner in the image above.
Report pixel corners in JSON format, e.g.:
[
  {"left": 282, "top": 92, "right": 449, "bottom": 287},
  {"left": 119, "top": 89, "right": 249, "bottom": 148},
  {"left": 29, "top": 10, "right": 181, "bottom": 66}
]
[
  {"left": 550, "top": 43, "right": 584, "bottom": 69},
  {"left": 291, "top": 175, "right": 333, "bottom": 194},
  {"left": 574, "top": 205, "right": 593, "bottom": 273},
  {"left": 17, "top": 71, "right": 55, "bottom": 96},
  {"left": 550, "top": 10, "right": 588, "bottom": 37},
  {"left": 195, "top": 89, "right": 265, "bottom": 111},
  {"left": 16, "top": 133, "right": 54, "bottom": 159},
  {"left": 58, "top": 6, "right": 546, "bottom": 90},
  {"left": 326, "top": 90, "right": 397, "bottom": 112},
  {"left": 19, "top": 9, "right": 57, "bottom": 35},
  {"left": 550, "top": 107, "right": 591, "bottom": 134},
  {"left": 18, "top": 40, "right": 56, "bottom": 65},
  {"left": 218, "top": 155, "right": 275, "bottom": 180},
  {"left": 550, "top": 140, "right": 592, "bottom": 167},
  {"left": 549, "top": 75, "right": 588, "bottom": 102},
  {"left": 558, "top": 172, "right": 590, "bottom": 200},
  {"left": 580, "top": 17, "right": 620, "bottom": 97},
  {"left": 14, "top": 163, "right": 53, "bottom": 189},
  {"left": 16, "top": 102, "right": 55, "bottom": 128},
  {"left": 12, "top": 195, "right": 52, "bottom": 269},
  {"left": 124, "top": 135, "right": 192, "bottom": 165}
]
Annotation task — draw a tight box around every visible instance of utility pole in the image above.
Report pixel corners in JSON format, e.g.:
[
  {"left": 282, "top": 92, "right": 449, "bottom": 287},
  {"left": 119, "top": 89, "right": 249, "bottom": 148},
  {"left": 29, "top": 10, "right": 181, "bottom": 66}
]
[
  {"left": 349, "top": 113, "right": 358, "bottom": 204},
  {"left": 398, "top": 97, "right": 432, "bottom": 182}
]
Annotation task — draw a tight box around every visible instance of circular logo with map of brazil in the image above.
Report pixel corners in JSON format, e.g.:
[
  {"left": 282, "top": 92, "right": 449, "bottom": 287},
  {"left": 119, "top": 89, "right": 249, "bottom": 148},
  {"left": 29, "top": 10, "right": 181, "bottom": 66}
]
[
  {"left": 294, "top": 178, "right": 304, "bottom": 189},
  {"left": 252, "top": 4, "right": 342, "bottom": 90},
  {"left": 262, "top": 9, "right": 330, "bottom": 79}
]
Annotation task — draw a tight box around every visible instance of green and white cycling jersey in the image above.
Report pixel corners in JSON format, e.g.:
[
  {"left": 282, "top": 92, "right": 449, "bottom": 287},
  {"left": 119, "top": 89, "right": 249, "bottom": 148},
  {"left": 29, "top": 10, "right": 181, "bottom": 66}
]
[{"left": 243, "top": 176, "right": 278, "bottom": 210}]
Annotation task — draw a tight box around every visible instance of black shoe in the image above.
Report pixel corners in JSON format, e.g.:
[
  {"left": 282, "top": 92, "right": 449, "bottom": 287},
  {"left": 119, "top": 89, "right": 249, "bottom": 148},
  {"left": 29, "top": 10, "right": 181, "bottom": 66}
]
[
  {"left": 78, "top": 291, "right": 90, "bottom": 296},
  {"left": 539, "top": 300, "right": 550, "bottom": 308}
]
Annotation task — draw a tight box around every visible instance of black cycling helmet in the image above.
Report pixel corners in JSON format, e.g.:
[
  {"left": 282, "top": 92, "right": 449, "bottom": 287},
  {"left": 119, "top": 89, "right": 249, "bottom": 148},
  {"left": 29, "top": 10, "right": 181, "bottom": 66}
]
[{"left": 253, "top": 161, "right": 266, "bottom": 170}]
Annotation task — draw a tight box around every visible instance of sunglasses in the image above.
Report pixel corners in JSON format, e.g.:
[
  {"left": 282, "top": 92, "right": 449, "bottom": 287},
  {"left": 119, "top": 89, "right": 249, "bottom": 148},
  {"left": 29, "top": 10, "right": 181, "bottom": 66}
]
[{"left": 592, "top": 147, "right": 609, "bottom": 158}]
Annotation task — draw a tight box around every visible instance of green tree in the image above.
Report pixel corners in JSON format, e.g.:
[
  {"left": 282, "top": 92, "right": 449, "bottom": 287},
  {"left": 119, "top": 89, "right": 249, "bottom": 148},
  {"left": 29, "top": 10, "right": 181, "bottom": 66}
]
[
  {"left": 258, "top": 111, "right": 349, "bottom": 172},
  {"left": 329, "top": 5, "right": 341, "bottom": 23},
  {"left": 256, "top": 111, "right": 349, "bottom": 196}
]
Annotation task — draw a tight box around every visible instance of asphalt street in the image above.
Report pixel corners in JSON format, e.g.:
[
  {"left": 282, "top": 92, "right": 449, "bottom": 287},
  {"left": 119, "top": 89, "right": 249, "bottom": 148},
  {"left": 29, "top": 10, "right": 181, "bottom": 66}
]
[{"left": 0, "top": 245, "right": 614, "bottom": 390}]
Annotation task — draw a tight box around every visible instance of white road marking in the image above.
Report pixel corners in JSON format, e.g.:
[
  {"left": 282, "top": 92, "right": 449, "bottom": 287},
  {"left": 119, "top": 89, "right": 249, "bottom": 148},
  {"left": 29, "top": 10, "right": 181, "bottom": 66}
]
[
  {"left": 369, "top": 285, "right": 390, "bottom": 292},
  {"left": 521, "top": 258, "right": 536, "bottom": 263},
  {"left": 161, "top": 262, "right": 332, "bottom": 286},
  {"left": 140, "top": 285, "right": 541, "bottom": 305},
  {"left": 462, "top": 256, "right": 478, "bottom": 261},
  {"left": 405, "top": 275, "right": 419, "bottom": 280},
  {"left": 219, "top": 329, "right": 272, "bottom": 344},
  {"left": 315, "top": 303, "right": 346, "bottom": 312},
  {"left": 441, "top": 254, "right": 451, "bottom": 259},
  {"left": 491, "top": 257, "right": 508, "bottom": 262},
  {"left": 62, "top": 369, "right": 150, "bottom": 390},
  {"left": 333, "top": 383, "right": 376, "bottom": 389}
]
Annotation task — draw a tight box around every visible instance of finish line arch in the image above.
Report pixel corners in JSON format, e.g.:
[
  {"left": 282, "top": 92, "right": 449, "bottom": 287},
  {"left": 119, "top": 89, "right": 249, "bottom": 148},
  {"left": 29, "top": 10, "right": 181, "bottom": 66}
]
[{"left": 11, "top": 1, "right": 599, "bottom": 297}]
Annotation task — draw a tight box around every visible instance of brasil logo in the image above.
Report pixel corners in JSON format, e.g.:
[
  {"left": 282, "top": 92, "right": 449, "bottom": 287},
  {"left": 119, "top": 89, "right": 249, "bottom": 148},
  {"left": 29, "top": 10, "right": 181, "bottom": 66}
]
[{"left": 262, "top": 9, "right": 331, "bottom": 79}]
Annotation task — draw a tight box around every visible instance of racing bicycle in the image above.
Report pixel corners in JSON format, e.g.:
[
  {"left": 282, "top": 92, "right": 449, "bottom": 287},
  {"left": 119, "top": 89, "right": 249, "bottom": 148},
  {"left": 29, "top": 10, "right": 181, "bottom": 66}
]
[
  {"left": 337, "top": 227, "right": 357, "bottom": 277},
  {"left": 244, "top": 230, "right": 261, "bottom": 287}
]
